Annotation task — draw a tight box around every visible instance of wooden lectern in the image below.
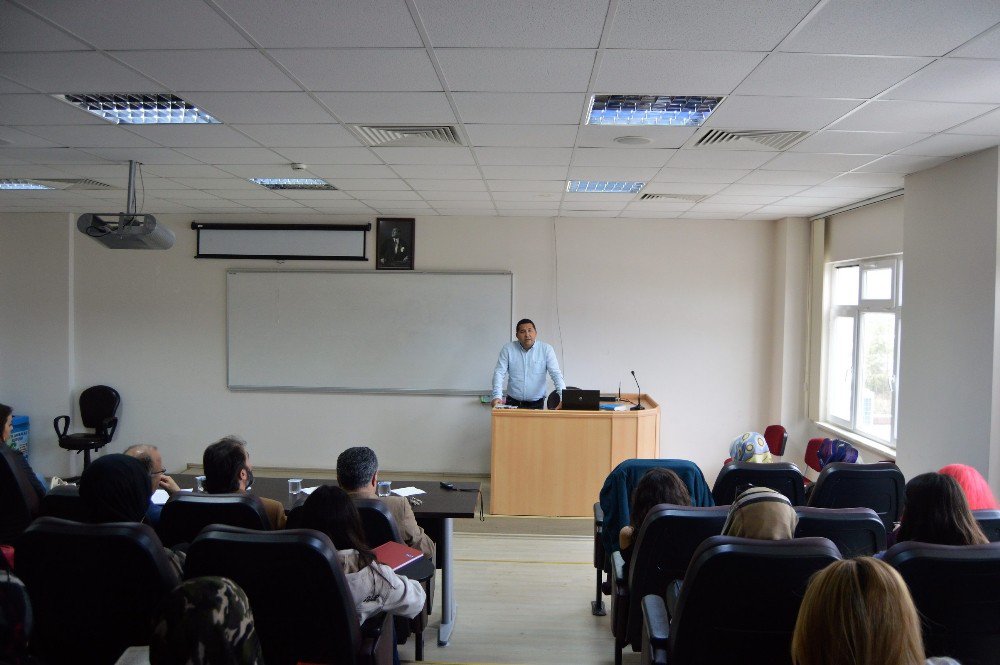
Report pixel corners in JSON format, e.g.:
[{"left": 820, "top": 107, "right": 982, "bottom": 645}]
[{"left": 490, "top": 394, "right": 660, "bottom": 517}]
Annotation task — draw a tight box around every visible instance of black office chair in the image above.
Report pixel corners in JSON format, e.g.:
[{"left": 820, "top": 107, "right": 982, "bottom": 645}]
[
  {"left": 886, "top": 541, "right": 1000, "bottom": 665},
  {"left": 0, "top": 446, "right": 41, "bottom": 543},
  {"left": 973, "top": 509, "right": 1000, "bottom": 542},
  {"left": 355, "top": 498, "right": 431, "bottom": 662},
  {"left": 794, "top": 506, "right": 886, "bottom": 557},
  {"left": 806, "top": 462, "right": 905, "bottom": 530},
  {"left": 16, "top": 517, "right": 180, "bottom": 665},
  {"left": 711, "top": 461, "right": 805, "bottom": 506},
  {"left": 158, "top": 492, "right": 270, "bottom": 547},
  {"left": 640, "top": 535, "right": 842, "bottom": 665},
  {"left": 53, "top": 385, "right": 120, "bottom": 470},
  {"left": 38, "top": 484, "right": 91, "bottom": 523},
  {"left": 185, "top": 524, "right": 394, "bottom": 665},
  {"left": 611, "top": 504, "right": 729, "bottom": 665}
]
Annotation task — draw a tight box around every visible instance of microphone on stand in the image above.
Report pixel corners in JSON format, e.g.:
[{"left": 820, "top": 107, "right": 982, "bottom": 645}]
[{"left": 630, "top": 370, "right": 645, "bottom": 411}]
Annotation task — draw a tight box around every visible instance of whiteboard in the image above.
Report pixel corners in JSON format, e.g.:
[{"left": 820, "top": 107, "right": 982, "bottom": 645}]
[{"left": 227, "top": 270, "right": 513, "bottom": 395}]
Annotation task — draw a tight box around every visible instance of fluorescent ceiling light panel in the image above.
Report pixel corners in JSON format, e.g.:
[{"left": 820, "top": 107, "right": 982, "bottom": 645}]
[
  {"left": 56, "top": 93, "right": 221, "bottom": 124},
  {"left": 249, "top": 178, "right": 336, "bottom": 190},
  {"left": 0, "top": 179, "right": 54, "bottom": 190},
  {"left": 567, "top": 180, "right": 644, "bottom": 193},
  {"left": 588, "top": 95, "right": 722, "bottom": 126}
]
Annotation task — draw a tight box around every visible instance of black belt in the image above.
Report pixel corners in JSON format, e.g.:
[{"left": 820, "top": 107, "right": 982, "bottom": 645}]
[{"left": 505, "top": 396, "right": 544, "bottom": 410}]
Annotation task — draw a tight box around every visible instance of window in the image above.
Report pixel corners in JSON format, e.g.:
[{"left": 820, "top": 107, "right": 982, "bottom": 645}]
[{"left": 823, "top": 256, "right": 902, "bottom": 447}]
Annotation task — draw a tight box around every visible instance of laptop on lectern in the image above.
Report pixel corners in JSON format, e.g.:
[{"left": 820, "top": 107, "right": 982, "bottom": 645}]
[{"left": 561, "top": 389, "right": 600, "bottom": 411}]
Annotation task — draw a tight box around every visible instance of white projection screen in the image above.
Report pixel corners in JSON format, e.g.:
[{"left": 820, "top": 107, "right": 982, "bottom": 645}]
[{"left": 227, "top": 270, "right": 513, "bottom": 395}]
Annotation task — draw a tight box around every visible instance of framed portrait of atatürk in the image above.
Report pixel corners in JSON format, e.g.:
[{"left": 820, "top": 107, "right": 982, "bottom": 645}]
[{"left": 375, "top": 217, "right": 414, "bottom": 271}]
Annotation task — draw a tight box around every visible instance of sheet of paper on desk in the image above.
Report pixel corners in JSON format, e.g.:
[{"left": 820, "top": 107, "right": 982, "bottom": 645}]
[
  {"left": 391, "top": 486, "right": 425, "bottom": 497},
  {"left": 151, "top": 489, "right": 170, "bottom": 505},
  {"left": 301, "top": 486, "right": 319, "bottom": 495}
]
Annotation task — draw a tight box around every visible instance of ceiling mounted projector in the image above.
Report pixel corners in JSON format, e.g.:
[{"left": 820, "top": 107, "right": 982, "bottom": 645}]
[{"left": 77, "top": 160, "right": 174, "bottom": 250}]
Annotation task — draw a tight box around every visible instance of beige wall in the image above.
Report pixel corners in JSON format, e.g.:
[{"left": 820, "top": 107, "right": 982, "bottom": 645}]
[{"left": 1, "top": 211, "right": 795, "bottom": 479}]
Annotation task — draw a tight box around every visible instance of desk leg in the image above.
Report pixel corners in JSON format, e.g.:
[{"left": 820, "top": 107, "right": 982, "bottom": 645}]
[{"left": 437, "top": 517, "right": 456, "bottom": 646}]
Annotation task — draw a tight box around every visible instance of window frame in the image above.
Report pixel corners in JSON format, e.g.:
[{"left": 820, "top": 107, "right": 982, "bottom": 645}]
[{"left": 822, "top": 255, "right": 902, "bottom": 448}]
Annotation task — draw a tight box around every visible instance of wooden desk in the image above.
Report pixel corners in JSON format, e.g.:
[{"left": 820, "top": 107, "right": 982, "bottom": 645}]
[
  {"left": 490, "top": 393, "right": 660, "bottom": 517},
  {"left": 171, "top": 474, "right": 479, "bottom": 646}
]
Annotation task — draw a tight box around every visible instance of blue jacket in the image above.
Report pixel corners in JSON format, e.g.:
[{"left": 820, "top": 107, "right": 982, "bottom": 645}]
[{"left": 598, "top": 458, "right": 714, "bottom": 556}]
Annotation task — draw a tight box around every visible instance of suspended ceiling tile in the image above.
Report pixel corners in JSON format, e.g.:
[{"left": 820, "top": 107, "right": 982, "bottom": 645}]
[
  {"left": 113, "top": 49, "right": 299, "bottom": 92},
  {"left": 595, "top": 50, "right": 766, "bottom": 95},
  {"left": 789, "top": 130, "right": 930, "bottom": 154},
  {"left": 830, "top": 99, "right": 998, "bottom": 132},
  {"left": 315, "top": 92, "right": 456, "bottom": 124},
  {"left": 704, "top": 96, "right": 864, "bottom": 131},
  {"left": 436, "top": 48, "right": 595, "bottom": 92},
  {"left": 735, "top": 53, "right": 932, "bottom": 99},
  {"left": 452, "top": 92, "right": 587, "bottom": 124},
  {"left": 180, "top": 92, "right": 335, "bottom": 124},
  {"left": 417, "top": 0, "right": 609, "bottom": 48},
  {"left": 0, "top": 52, "right": 163, "bottom": 93},
  {"left": 882, "top": 58, "right": 1000, "bottom": 104},
  {"left": 271, "top": 48, "right": 442, "bottom": 92}
]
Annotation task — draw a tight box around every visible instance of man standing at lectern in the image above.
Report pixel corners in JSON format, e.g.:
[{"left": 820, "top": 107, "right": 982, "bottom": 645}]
[{"left": 491, "top": 318, "right": 565, "bottom": 410}]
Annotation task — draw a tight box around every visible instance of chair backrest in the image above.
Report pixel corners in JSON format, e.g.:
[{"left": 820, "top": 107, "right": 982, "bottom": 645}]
[
  {"left": 624, "top": 505, "right": 729, "bottom": 649},
  {"left": 16, "top": 517, "right": 180, "bottom": 665},
  {"left": 794, "top": 506, "right": 886, "bottom": 557},
  {"left": 886, "top": 541, "right": 1000, "bottom": 664},
  {"left": 38, "top": 484, "right": 92, "bottom": 523},
  {"left": 598, "top": 458, "right": 715, "bottom": 557},
  {"left": 354, "top": 498, "right": 403, "bottom": 547},
  {"left": 185, "top": 525, "right": 367, "bottom": 665},
  {"left": 763, "top": 425, "right": 788, "bottom": 457},
  {"left": 78, "top": 385, "right": 121, "bottom": 430},
  {"left": 973, "top": 509, "right": 1000, "bottom": 543},
  {"left": 711, "top": 462, "right": 805, "bottom": 506},
  {"left": 669, "top": 535, "right": 841, "bottom": 665},
  {"left": 806, "top": 462, "right": 905, "bottom": 529},
  {"left": 803, "top": 438, "right": 823, "bottom": 473},
  {"left": 0, "top": 446, "right": 40, "bottom": 543},
  {"left": 158, "top": 492, "right": 270, "bottom": 547}
]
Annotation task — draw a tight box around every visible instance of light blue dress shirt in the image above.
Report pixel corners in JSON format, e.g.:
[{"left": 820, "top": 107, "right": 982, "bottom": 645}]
[{"left": 491, "top": 340, "right": 566, "bottom": 402}]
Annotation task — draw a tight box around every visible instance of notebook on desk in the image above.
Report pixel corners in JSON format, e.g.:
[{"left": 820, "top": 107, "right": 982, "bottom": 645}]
[{"left": 562, "top": 388, "right": 600, "bottom": 410}]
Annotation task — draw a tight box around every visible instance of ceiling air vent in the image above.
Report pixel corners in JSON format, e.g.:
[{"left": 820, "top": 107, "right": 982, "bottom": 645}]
[
  {"left": 351, "top": 125, "right": 464, "bottom": 147},
  {"left": 31, "top": 178, "right": 113, "bottom": 190},
  {"left": 693, "top": 129, "right": 810, "bottom": 151},
  {"left": 639, "top": 193, "right": 706, "bottom": 203}
]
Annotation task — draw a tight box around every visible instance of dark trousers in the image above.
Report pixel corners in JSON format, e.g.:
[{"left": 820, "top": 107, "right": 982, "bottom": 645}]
[{"left": 506, "top": 396, "right": 544, "bottom": 410}]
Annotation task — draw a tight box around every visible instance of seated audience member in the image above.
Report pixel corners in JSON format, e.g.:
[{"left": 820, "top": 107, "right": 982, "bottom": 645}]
[
  {"left": 124, "top": 444, "right": 181, "bottom": 526},
  {"left": 722, "top": 486, "right": 797, "bottom": 540},
  {"left": 294, "top": 485, "right": 426, "bottom": 618},
  {"left": 729, "top": 431, "right": 773, "bottom": 464},
  {"left": 0, "top": 403, "right": 45, "bottom": 501},
  {"left": 939, "top": 463, "right": 999, "bottom": 511},
  {"left": 0, "top": 570, "right": 33, "bottom": 665},
  {"left": 78, "top": 454, "right": 185, "bottom": 576},
  {"left": 792, "top": 557, "right": 960, "bottom": 665},
  {"left": 150, "top": 576, "right": 263, "bottom": 665},
  {"left": 618, "top": 468, "right": 691, "bottom": 564},
  {"left": 891, "top": 472, "right": 988, "bottom": 549},
  {"left": 203, "top": 436, "right": 286, "bottom": 530},
  {"left": 336, "top": 446, "right": 435, "bottom": 561}
]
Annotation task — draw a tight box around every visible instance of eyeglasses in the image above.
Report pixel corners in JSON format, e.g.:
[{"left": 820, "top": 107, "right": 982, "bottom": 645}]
[{"left": 149, "top": 469, "right": 166, "bottom": 476}]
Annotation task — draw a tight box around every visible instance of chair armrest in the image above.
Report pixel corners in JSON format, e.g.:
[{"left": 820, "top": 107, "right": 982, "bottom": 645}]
[
  {"left": 611, "top": 550, "right": 625, "bottom": 585},
  {"left": 641, "top": 594, "right": 670, "bottom": 649},
  {"left": 360, "top": 611, "right": 394, "bottom": 665},
  {"left": 53, "top": 415, "right": 69, "bottom": 438},
  {"left": 594, "top": 502, "right": 604, "bottom": 525},
  {"left": 610, "top": 550, "right": 630, "bottom": 639},
  {"left": 100, "top": 416, "right": 118, "bottom": 440}
]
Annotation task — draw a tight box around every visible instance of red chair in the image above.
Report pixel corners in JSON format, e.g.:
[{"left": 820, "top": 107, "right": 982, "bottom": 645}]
[
  {"left": 804, "top": 438, "right": 824, "bottom": 474},
  {"left": 763, "top": 425, "right": 788, "bottom": 457}
]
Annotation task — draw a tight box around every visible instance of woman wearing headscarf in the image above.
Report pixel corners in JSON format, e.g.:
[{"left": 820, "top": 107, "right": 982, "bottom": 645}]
[
  {"left": 78, "top": 454, "right": 185, "bottom": 576},
  {"left": 728, "top": 432, "right": 773, "bottom": 464},
  {"left": 816, "top": 438, "right": 861, "bottom": 468},
  {"left": 150, "top": 576, "right": 263, "bottom": 665},
  {"left": 939, "top": 463, "right": 999, "bottom": 511},
  {"left": 722, "top": 486, "right": 798, "bottom": 540}
]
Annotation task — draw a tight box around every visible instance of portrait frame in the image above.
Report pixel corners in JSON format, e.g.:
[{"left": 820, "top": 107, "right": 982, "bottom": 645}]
[{"left": 375, "top": 217, "right": 415, "bottom": 271}]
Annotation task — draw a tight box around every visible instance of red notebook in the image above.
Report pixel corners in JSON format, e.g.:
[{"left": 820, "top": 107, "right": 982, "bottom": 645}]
[{"left": 373, "top": 541, "right": 424, "bottom": 571}]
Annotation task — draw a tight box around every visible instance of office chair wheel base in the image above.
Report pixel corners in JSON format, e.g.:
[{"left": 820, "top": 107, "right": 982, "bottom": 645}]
[{"left": 591, "top": 600, "right": 607, "bottom": 616}]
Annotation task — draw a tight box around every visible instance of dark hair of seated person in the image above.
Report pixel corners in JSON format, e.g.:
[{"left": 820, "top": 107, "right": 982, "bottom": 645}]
[
  {"left": 78, "top": 453, "right": 150, "bottom": 523},
  {"left": 294, "top": 485, "right": 379, "bottom": 570},
  {"left": 629, "top": 467, "right": 692, "bottom": 532},
  {"left": 898, "top": 472, "right": 989, "bottom": 546}
]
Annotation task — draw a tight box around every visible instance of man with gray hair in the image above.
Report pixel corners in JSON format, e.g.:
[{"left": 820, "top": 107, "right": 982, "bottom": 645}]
[
  {"left": 124, "top": 443, "right": 180, "bottom": 526},
  {"left": 337, "top": 446, "right": 436, "bottom": 561}
]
